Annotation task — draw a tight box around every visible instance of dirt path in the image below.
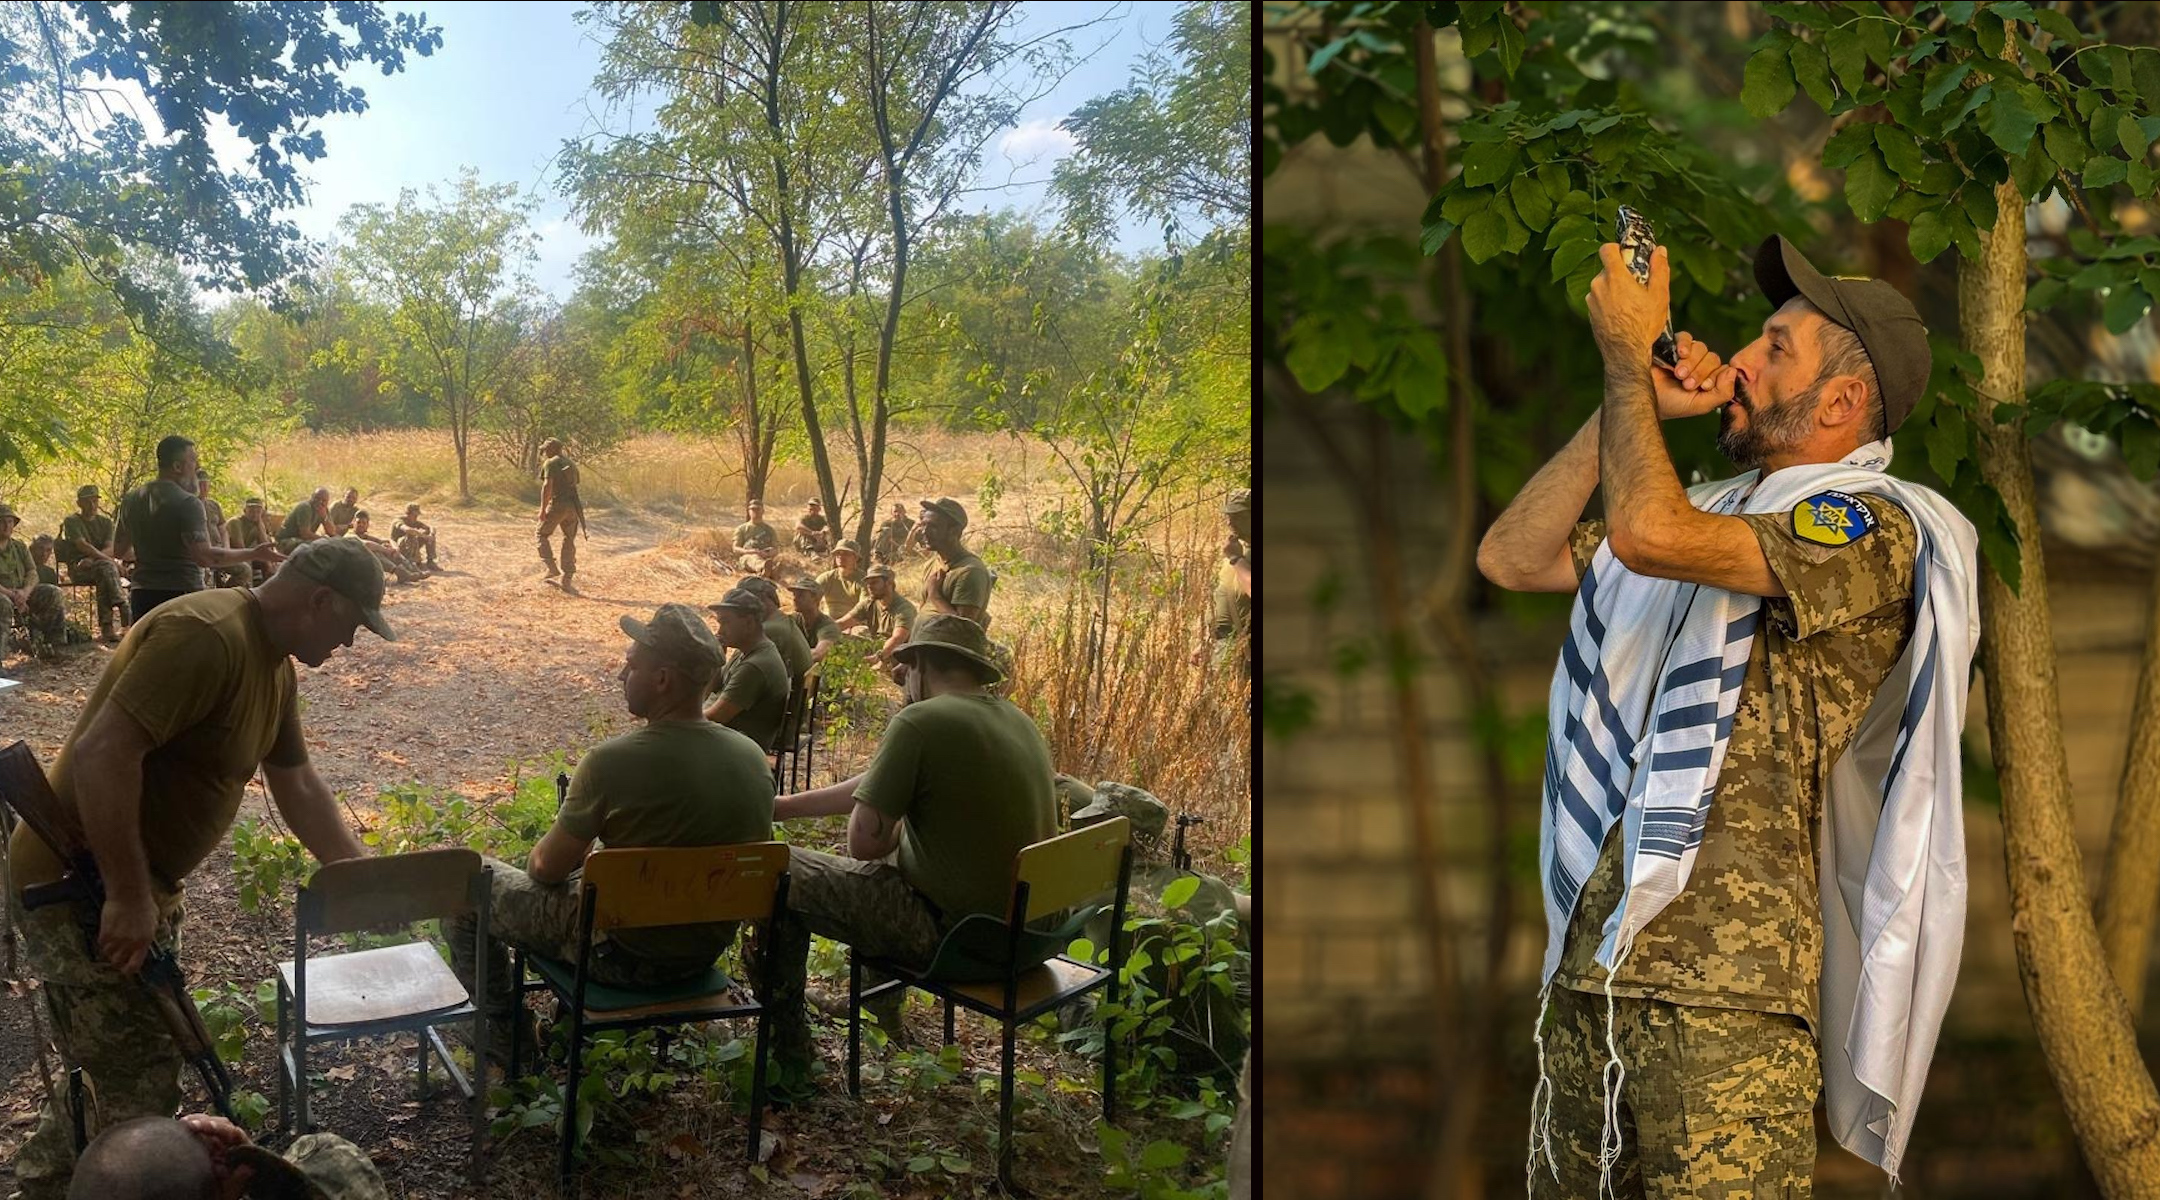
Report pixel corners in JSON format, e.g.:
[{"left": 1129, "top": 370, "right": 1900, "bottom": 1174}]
[{"left": 0, "top": 505, "right": 1137, "bottom": 1198}]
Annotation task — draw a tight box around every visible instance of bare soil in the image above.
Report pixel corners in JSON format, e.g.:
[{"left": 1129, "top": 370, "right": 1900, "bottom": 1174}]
[{"left": 0, "top": 504, "right": 1179, "bottom": 1198}]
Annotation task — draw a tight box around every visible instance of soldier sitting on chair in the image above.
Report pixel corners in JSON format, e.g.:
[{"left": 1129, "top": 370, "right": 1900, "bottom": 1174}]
[
  {"left": 445, "top": 604, "right": 774, "bottom": 1058},
  {"left": 702, "top": 588, "right": 792, "bottom": 754},
  {"left": 787, "top": 576, "right": 843, "bottom": 666},
  {"left": 60, "top": 485, "right": 127, "bottom": 642},
  {"left": 836, "top": 564, "right": 917, "bottom": 669}
]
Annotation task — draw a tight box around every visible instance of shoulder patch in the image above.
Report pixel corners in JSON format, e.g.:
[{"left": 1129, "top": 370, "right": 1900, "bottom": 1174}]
[{"left": 1791, "top": 489, "right": 1878, "bottom": 547}]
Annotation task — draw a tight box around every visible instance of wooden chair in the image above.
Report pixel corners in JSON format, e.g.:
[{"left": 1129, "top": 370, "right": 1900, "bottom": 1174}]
[
  {"left": 847, "top": 818, "right": 1133, "bottom": 1188},
  {"left": 276, "top": 849, "right": 492, "bottom": 1179},
  {"left": 505, "top": 843, "right": 790, "bottom": 1190}
]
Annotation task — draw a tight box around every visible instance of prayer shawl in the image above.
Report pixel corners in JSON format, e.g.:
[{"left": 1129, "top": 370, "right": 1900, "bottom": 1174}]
[{"left": 1532, "top": 439, "right": 1978, "bottom": 1180}]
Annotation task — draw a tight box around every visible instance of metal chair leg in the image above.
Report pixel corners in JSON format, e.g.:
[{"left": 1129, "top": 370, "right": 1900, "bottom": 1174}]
[
  {"left": 294, "top": 1035, "right": 311, "bottom": 1134},
  {"left": 749, "top": 1007, "right": 772, "bottom": 1163},
  {"left": 998, "top": 1019, "right": 1018, "bottom": 1190},
  {"left": 847, "top": 952, "right": 863, "bottom": 1099},
  {"left": 417, "top": 1026, "right": 430, "bottom": 1099},
  {"left": 559, "top": 1018, "right": 583, "bottom": 1193},
  {"left": 944, "top": 997, "right": 955, "bottom": 1047},
  {"left": 275, "top": 985, "right": 292, "bottom": 1129}
]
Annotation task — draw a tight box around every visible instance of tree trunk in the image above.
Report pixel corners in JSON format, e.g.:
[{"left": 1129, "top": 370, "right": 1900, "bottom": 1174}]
[
  {"left": 2096, "top": 552, "right": 2160, "bottom": 1016},
  {"left": 739, "top": 324, "right": 769, "bottom": 509},
  {"left": 451, "top": 395, "right": 471, "bottom": 502},
  {"left": 763, "top": 6, "right": 841, "bottom": 520},
  {"left": 1967, "top": 177, "right": 2160, "bottom": 1198}
]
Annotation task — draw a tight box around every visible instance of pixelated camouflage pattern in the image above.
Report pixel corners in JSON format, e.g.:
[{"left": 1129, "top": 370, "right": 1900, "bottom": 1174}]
[
  {"left": 284, "top": 1132, "right": 390, "bottom": 1200},
  {"left": 1530, "top": 987, "right": 1817, "bottom": 1199},
  {"left": 66, "top": 558, "right": 125, "bottom": 615},
  {"left": 756, "top": 847, "right": 946, "bottom": 1063},
  {"left": 9, "top": 899, "right": 188, "bottom": 1200},
  {"left": 1553, "top": 494, "right": 1917, "bottom": 1032}
]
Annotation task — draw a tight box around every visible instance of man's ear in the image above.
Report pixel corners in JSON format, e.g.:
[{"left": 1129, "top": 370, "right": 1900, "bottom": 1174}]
[{"left": 1818, "top": 375, "right": 1870, "bottom": 431}]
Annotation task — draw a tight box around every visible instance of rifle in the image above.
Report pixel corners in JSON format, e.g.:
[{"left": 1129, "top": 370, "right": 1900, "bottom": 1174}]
[
  {"left": 0, "top": 741, "right": 235, "bottom": 1123},
  {"left": 1172, "top": 813, "right": 1204, "bottom": 873}
]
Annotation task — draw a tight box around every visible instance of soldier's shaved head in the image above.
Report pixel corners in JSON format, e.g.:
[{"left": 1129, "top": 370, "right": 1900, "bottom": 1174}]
[{"left": 69, "top": 1117, "right": 215, "bottom": 1200}]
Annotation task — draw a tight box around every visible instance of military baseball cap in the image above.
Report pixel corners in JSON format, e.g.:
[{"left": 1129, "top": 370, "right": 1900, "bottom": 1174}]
[
  {"left": 807, "top": 499, "right": 823, "bottom": 508},
  {"left": 863, "top": 563, "right": 895, "bottom": 582},
  {"left": 833, "top": 539, "right": 861, "bottom": 557},
  {"left": 246, "top": 496, "right": 264, "bottom": 506},
  {"left": 919, "top": 496, "right": 968, "bottom": 531},
  {"left": 787, "top": 575, "right": 822, "bottom": 594},
  {"left": 76, "top": 484, "right": 99, "bottom": 501},
  {"left": 737, "top": 575, "right": 780, "bottom": 604},
  {"left": 620, "top": 603, "right": 725, "bottom": 678},
  {"left": 708, "top": 586, "right": 765, "bottom": 615},
  {"left": 892, "top": 612, "right": 1002, "bottom": 682},
  {"left": 1223, "top": 488, "right": 1251, "bottom": 515},
  {"left": 283, "top": 538, "right": 395, "bottom": 641},
  {"left": 1073, "top": 781, "right": 1170, "bottom": 842},
  {"left": 1754, "top": 235, "right": 1930, "bottom": 435}
]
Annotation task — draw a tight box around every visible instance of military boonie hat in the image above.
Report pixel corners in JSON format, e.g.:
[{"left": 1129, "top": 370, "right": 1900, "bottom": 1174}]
[
  {"left": 1754, "top": 235, "right": 1930, "bottom": 436},
  {"left": 76, "top": 484, "right": 100, "bottom": 501},
  {"left": 863, "top": 564, "right": 895, "bottom": 582},
  {"left": 918, "top": 496, "right": 968, "bottom": 531},
  {"left": 0, "top": 503, "right": 19, "bottom": 522},
  {"left": 1223, "top": 488, "right": 1251, "bottom": 515},
  {"left": 833, "top": 539, "right": 861, "bottom": 557},
  {"left": 787, "top": 575, "right": 822, "bottom": 594},
  {"left": 283, "top": 538, "right": 396, "bottom": 641},
  {"left": 620, "top": 603, "right": 725, "bottom": 679},
  {"left": 708, "top": 587, "right": 764, "bottom": 615},
  {"left": 1073, "top": 781, "right": 1170, "bottom": 842},
  {"left": 892, "top": 612, "right": 1002, "bottom": 682}
]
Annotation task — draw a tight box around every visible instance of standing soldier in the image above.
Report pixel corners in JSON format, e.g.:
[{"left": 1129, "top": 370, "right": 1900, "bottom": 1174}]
[
  {"left": 276, "top": 487, "right": 333, "bottom": 554},
  {"left": 916, "top": 497, "right": 994, "bottom": 629},
  {"left": 836, "top": 563, "right": 917, "bottom": 667},
  {"left": 6, "top": 538, "right": 390, "bottom": 1198},
  {"left": 393, "top": 503, "right": 439, "bottom": 571},
  {"left": 226, "top": 498, "right": 274, "bottom": 587},
  {"left": 114, "top": 437, "right": 279, "bottom": 622},
  {"left": 60, "top": 485, "right": 127, "bottom": 642},
  {"left": 536, "top": 436, "right": 583, "bottom": 595},
  {"left": 817, "top": 540, "right": 865, "bottom": 618},
  {"left": 1196, "top": 488, "right": 1252, "bottom": 678},
  {"left": 793, "top": 499, "right": 831, "bottom": 555},
  {"left": 872, "top": 502, "right": 915, "bottom": 565}
]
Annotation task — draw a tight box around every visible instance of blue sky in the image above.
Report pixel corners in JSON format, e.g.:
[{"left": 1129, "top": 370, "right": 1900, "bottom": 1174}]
[{"left": 253, "top": 0, "right": 1179, "bottom": 299}]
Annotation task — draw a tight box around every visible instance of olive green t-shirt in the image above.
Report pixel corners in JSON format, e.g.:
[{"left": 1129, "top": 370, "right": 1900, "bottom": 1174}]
[
  {"left": 541, "top": 455, "right": 581, "bottom": 511},
  {"left": 118, "top": 479, "right": 207, "bottom": 592},
  {"left": 734, "top": 521, "right": 777, "bottom": 552},
  {"left": 58, "top": 512, "right": 115, "bottom": 567},
  {"left": 843, "top": 593, "right": 918, "bottom": 642},
  {"left": 818, "top": 568, "right": 864, "bottom": 617},
  {"left": 924, "top": 551, "right": 995, "bottom": 622},
  {"left": 279, "top": 501, "right": 323, "bottom": 542},
  {"left": 0, "top": 538, "right": 33, "bottom": 590},
  {"left": 764, "top": 613, "right": 812, "bottom": 681},
  {"left": 328, "top": 501, "right": 357, "bottom": 532},
  {"left": 794, "top": 611, "right": 841, "bottom": 652},
  {"left": 6, "top": 589, "right": 301, "bottom": 911},
  {"left": 557, "top": 719, "right": 776, "bottom": 963},
  {"left": 716, "top": 639, "right": 792, "bottom": 751},
  {"left": 229, "top": 514, "right": 272, "bottom": 548},
  {"left": 854, "top": 693, "right": 1056, "bottom": 920}
]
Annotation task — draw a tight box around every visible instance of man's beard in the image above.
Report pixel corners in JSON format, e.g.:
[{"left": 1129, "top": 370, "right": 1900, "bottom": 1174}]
[{"left": 1716, "top": 375, "right": 1816, "bottom": 471}]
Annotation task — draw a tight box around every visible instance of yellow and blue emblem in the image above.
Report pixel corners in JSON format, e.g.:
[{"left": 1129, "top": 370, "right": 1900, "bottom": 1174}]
[{"left": 1791, "top": 489, "right": 1877, "bottom": 547}]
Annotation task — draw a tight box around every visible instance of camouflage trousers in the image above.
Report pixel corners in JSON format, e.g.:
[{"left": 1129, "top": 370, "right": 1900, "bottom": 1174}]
[
  {"left": 536, "top": 509, "right": 580, "bottom": 578},
  {"left": 1530, "top": 986, "right": 1818, "bottom": 1200},
  {"left": 274, "top": 1132, "right": 390, "bottom": 1200},
  {"left": 9, "top": 895, "right": 188, "bottom": 1200},
  {"left": 397, "top": 530, "right": 436, "bottom": 566},
  {"left": 3, "top": 583, "right": 65, "bottom": 642},
  {"left": 64, "top": 560, "right": 125, "bottom": 621},
  {"left": 754, "top": 848, "right": 945, "bottom": 1063},
  {"left": 445, "top": 858, "right": 724, "bottom": 1020}
]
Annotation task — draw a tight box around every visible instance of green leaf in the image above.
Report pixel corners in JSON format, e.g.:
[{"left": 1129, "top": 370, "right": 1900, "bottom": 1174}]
[
  {"left": 2122, "top": 115, "right": 2152, "bottom": 160},
  {"left": 1140, "top": 1140, "right": 1190, "bottom": 1170},
  {"left": 1985, "top": 89, "right": 2041, "bottom": 156},
  {"left": 2024, "top": 277, "right": 2067, "bottom": 311},
  {"left": 1942, "top": 1, "right": 1975, "bottom": 22},
  {"left": 1743, "top": 43, "right": 1798, "bottom": 118},
  {"left": 1921, "top": 61, "right": 1974, "bottom": 112},
  {"left": 1876, "top": 125, "right": 1927, "bottom": 182},
  {"left": 2136, "top": 48, "right": 2160, "bottom": 112},
  {"left": 1845, "top": 145, "right": 1899, "bottom": 221},
  {"left": 1925, "top": 401, "right": 1967, "bottom": 484},
  {"left": 1547, "top": 213, "right": 1596, "bottom": 247},
  {"left": 1284, "top": 317, "right": 1351, "bottom": 392},
  {"left": 1459, "top": 15, "right": 1497, "bottom": 59},
  {"left": 1790, "top": 38, "right": 1836, "bottom": 110},
  {"left": 2121, "top": 415, "right": 2160, "bottom": 480},
  {"left": 1462, "top": 206, "right": 1508, "bottom": 264},
  {"left": 1441, "top": 186, "right": 1492, "bottom": 223},
  {"left": 2104, "top": 282, "right": 2152, "bottom": 334},
  {"left": 2012, "top": 139, "right": 2054, "bottom": 201},
  {"left": 1823, "top": 124, "right": 1876, "bottom": 169},
  {"left": 1511, "top": 173, "right": 1553, "bottom": 231},
  {"left": 1161, "top": 875, "right": 1202, "bottom": 909},
  {"left": 2034, "top": 8, "right": 2086, "bottom": 44},
  {"left": 1305, "top": 36, "right": 1356, "bottom": 78},
  {"left": 2084, "top": 156, "right": 2129, "bottom": 189},
  {"left": 2133, "top": 160, "right": 2157, "bottom": 197},
  {"left": 1825, "top": 26, "right": 1867, "bottom": 93},
  {"left": 1496, "top": 15, "right": 1525, "bottom": 77},
  {"left": 1536, "top": 163, "right": 1571, "bottom": 202},
  {"left": 1988, "top": 1, "right": 2035, "bottom": 20},
  {"left": 1548, "top": 238, "right": 1600, "bottom": 282},
  {"left": 1419, "top": 217, "right": 1458, "bottom": 256},
  {"left": 1461, "top": 141, "right": 1518, "bottom": 188},
  {"left": 1944, "top": 82, "right": 1994, "bottom": 135},
  {"left": 1959, "top": 182, "right": 1999, "bottom": 232},
  {"left": 1919, "top": 160, "right": 1963, "bottom": 195},
  {"left": 2042, "top": 120, "right": 2088, "bottom": 174},
  {"left": 1908, "top": 207, "right": 1955, "bottom": 263}
]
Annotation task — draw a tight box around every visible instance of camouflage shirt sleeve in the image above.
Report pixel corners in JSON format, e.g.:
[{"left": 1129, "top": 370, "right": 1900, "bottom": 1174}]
[
  {"left": 1739, "top": 491, "right": 1917, "bottom": 640},
  {"left": 1567, "top": 519, "right": 1609, "bottom": 581}
]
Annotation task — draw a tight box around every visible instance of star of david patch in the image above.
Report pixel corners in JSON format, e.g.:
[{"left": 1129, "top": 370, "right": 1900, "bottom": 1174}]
[{"left": 1791, "top": 489, "right": 1877, "bottom": 547}]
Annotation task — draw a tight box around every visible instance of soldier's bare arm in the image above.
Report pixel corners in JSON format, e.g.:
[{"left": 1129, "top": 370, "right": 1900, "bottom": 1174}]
[
  {"left": 847, "top": 802, "right": 902, "bottom": 861},
  {"left": 1476, "top": 408, "right": 1603, "bottom": 594},
  {"left": 773, "top": 773, "right": 864, "bottom": 821},
  {"left": 72, "top": 703, "right": 161, "bottom": 974},
  {"left": 704, "top": 695, "right": 743, "bottom": 723},
  {"left": 526, "top": 823, "right": 595, "bottom": 885},
  {"left": 261, "top": 705, "right": 367, "bottom": 863}
]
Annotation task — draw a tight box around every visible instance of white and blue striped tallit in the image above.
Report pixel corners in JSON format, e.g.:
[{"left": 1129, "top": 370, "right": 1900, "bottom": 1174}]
[{"left": 1527, "top": 439, "right": 1978, "bottom": 1186}]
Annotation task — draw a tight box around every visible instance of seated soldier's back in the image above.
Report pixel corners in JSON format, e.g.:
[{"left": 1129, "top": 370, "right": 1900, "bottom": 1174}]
[
  {"left": 854, "top": 693, "right": 1056, "bottom": 922},
  {"left": 560, "top": 719, "right": 777, "bottom": 964}
]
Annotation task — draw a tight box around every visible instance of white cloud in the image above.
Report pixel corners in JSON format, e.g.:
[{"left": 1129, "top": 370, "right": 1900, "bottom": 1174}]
[{"left": 997, "top": 118, "right": 1076, "bottom": 165}]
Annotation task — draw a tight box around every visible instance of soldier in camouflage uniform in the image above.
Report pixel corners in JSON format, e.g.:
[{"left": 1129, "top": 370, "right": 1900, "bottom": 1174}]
[
  {"left": 59, "top": 485, "right": 127, "bottom": 640},
  {"left": 871, "top": 502, "right": 914, "bottom": 565},
  {"left": 836, "top": 563, "right": 916, "bottom": 667},
  {"left": 0, "top": 502, "right": 66, "bottom": 653},
  {"left": 817, "top": 539, "right": 865, "bottom": 617},
  {"left": 1483, "top": 234, "right": 1940, "bottom": 1196},
  {"left": 67, "top": 1113, "right": 387, "bottom": 1200},
  {"left": 793, "top": 499, "right": 831, "bottom": 554},
  {"left": 225, "top": 498, "right": 274, "bottom": 588},
  {"left": 536, "top": 437, "right": 583, "bottom": 594},
  {"left": 392, "top": 503, "right": 438, "bottom": 570},
  {"left": 326, "top": 488, "right": 360, "bottom": 538},
  {"left": 733, "top": 498, "right": 779, "bottom": 573},
  {"left": 1198, "top": 488, "right": 1252, "bottom": 678}
]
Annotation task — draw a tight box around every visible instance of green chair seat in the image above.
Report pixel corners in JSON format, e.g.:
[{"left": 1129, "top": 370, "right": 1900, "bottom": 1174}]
[{"left": 529, "top": 956, "right": 738, "bottom": 1014}]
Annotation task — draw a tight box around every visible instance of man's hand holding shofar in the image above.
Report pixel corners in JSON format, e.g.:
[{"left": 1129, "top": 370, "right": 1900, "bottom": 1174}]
[{"left": 1584, "top": 242, "right": 1738, "bottom": 420}]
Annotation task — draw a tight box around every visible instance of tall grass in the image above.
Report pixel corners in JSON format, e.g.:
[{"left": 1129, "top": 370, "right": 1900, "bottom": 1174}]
[{"left": 1005, "top": 523, "right": 1251, "bottom": 867}]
